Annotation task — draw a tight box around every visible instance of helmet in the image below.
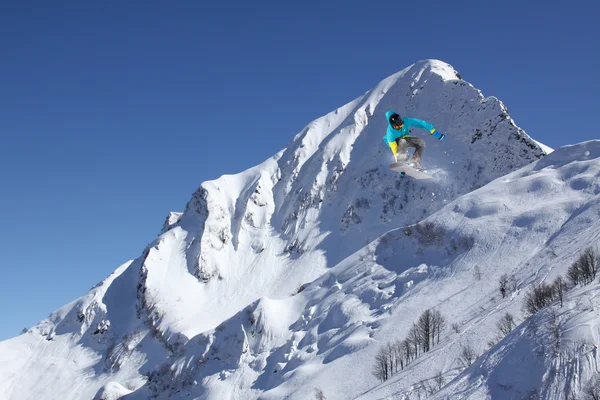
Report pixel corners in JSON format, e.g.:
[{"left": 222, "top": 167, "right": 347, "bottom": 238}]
[{"left": 389, "top": 113, "right": 404, "bottom": 130}]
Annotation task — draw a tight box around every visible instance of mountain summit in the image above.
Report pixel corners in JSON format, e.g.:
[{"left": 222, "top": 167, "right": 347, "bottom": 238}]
[{"left": 0, "top": 60, "right": 555, "bottom": 400}]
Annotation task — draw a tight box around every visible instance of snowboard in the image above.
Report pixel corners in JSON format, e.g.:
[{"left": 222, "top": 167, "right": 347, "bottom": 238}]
[{"left": 389, "top": 162, "right": 432, "bottom": 179}]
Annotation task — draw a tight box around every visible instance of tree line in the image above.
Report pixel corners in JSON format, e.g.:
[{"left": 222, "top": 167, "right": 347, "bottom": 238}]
[
  {"left": 373, "top": 309, "right": 446, "bottom": 382},
  {"left": 513, "top": 247, "right": 599, "bottom": 316}
]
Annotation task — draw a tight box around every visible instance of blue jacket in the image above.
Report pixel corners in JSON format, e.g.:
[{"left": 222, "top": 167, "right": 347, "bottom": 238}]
[{"left": 383, "top": 110, "right": 435, "bottom": 151}]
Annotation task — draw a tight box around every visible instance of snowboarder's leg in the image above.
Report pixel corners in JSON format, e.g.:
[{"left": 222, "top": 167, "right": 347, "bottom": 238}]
[
  {"left": 395, "top": 138, "right": 410, "bottom": 162},
  {"left": 405, "top": 137, "right": 426, "bottom": 169}
]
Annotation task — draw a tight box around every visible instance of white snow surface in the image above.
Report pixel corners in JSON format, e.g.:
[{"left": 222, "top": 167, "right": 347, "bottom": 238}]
[{"left": 3, "top": 59, "right": 585, "bottom": 400}]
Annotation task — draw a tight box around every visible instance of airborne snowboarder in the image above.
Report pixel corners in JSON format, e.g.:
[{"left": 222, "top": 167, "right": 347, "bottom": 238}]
[{"left": 383, "top": 110, "right": 445, "bottom": 170}]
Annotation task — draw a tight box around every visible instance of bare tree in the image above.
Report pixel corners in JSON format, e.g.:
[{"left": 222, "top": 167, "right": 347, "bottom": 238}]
[
  {"left": 423, "top": 380, "right": 436, "bottom": 397},
  {"left": 567, "top": 259, "right": 582, "bottom": 286},
  {"left": 568, "top": 247, "right": 600, "bottom": 286},
  {"left": 388, "top": 341, "right": 401, "bottom": 375},
  {"left": 499, "top": 274, "right": 509, "bottom": 298},
  {"left": 415, "top": 221, "right": 446, "bottom": 246},
  {"left": 416, "top": 309, "right": 447, "bottom": 353},
  {"left": 393, "top": 340, "right": 406, "bottom": 371},
  {"left": 524, "top": 282, "right": 555, "bottom": 316},
  {"left": 408, "top": 324, "right": 421, "bottom": 358},
  {"left": 373, "top": 310, "right": 447, "bottom": 382},
  {"left": 582, "top": 247, "right": 599, "bottom": 281},
  {"left": 509, "top": 274, "right": 518, "bottom": 292},
  {"left": 451, "top": 322, "right": 460, "bottom": 333},
  {"left": 315, "top": 388, "right": 326, "bottom": 400},
  {"left": 497, "top": 312, "right": 516, "bottom": 337},
  {"left": 402, "top": 338, "right": 413, "bottom": 363},
  {"left": 458, "top": 342, "right": 479, "bottom": 368},
  {"left": 373, "top": 345, "right": 391, "bottom": 382},
  {"left": 373, "top": 339, "right": 410, "bottom": 382},
  {"left": 434, "top": 370, "right": 445, "bottom": 391},
  {"left": 553, "top": 276, "right": 566, "bottom": 307},
  {"left": 414, "top": 382, "right": 426, "bottom": 400},
  {"left": 432, "top": 310, "right": 446, "bottom": 345},
  {"left": 549, "top": 308, "right": 560, "bottom": 345},
  {"left": 417, "top": 310, "right": 433, "bottom": 352}
]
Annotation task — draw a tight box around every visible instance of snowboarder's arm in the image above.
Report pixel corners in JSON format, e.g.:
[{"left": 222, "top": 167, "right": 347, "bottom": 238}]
[
  {"left": 405, "top": 118, "right": 445, "bottom": 140},
  {"left": 404, "top": 117, "right": 435, "bottom": 133}
]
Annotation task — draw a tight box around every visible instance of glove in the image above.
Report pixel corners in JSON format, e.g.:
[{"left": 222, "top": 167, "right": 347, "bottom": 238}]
[{"left": 431, "top": 130, "right": 445, "bottom": 141}]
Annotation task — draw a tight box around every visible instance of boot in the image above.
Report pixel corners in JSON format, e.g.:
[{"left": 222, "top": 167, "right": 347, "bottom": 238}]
[{"left": 411, "top": 155, "right": 424, "bottom": 171}]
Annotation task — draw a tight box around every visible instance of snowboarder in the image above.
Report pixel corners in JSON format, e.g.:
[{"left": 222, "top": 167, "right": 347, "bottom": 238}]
[{"left": 383, "top": 110, "right": 445, "bottom": 170}]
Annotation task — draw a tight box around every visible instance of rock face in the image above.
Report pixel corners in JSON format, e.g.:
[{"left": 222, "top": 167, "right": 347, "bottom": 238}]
[{"left": 0, "top": 59, "right": 552, "bottom": 400}]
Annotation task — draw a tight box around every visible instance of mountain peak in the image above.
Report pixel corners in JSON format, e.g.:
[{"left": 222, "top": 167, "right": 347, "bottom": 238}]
[{"left": 411, "top": 59, "right": 464, "bottom": 81}]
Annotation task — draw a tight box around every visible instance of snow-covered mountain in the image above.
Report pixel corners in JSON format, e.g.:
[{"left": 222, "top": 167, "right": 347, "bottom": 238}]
[{"left": 1, "top": 59, "right": 574, "bottom": 400}]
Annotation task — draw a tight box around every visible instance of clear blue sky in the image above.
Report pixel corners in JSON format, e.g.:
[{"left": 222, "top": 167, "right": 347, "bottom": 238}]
[{"left": 0, "top": 0, "right": 597, "bottom": 340}]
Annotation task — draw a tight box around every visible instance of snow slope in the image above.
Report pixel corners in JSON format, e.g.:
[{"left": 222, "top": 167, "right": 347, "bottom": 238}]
[
  {"left": 0, "top": 59, "right": 552, "bottom": 400},
  {"left": 358, "top": 141, "right": 600, "bottom": 400}
]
